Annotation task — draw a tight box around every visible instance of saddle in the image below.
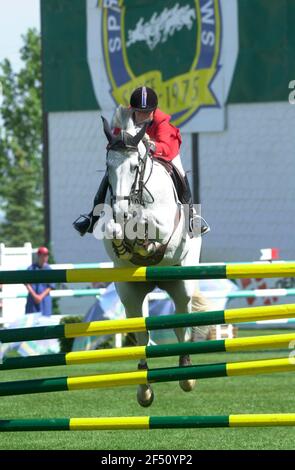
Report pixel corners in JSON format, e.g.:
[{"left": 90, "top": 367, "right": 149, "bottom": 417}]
[{"left": 152, "top": 157, "right": 188, "bottom": 204}]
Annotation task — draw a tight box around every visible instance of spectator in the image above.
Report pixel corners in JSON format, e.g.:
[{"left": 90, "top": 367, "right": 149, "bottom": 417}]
[{"left": 25, "top": 246, "right": 55, "bottom": 316}]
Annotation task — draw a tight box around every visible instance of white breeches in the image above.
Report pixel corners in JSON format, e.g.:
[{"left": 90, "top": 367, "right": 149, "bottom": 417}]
[{"left": 172, "top": 155, "right": 185, "bottom": 176}]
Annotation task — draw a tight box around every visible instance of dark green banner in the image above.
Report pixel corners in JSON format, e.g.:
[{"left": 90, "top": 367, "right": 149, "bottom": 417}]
[{"left": 41, "top": 0, "right": 295, "bottom": 113}]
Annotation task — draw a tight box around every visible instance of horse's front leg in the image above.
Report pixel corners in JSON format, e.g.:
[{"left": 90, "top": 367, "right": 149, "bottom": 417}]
[
  {"left": 135, "top": 329, "right": 154, "bottom": 407},
  {"left": 115, "top": 282, "right": 155, "bottom": 407},
  {"left": 160, "top": 280, "right": 197, "bottom": 392},
  {"left": 174, "top": 301, "right": 197, "bottom": 393}
]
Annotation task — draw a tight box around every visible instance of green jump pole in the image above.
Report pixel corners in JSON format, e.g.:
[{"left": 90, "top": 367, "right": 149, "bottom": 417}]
[
  {"left": 1, "top": 262, "right": 295, "bottom": 284},
  {"left": 1, "top": 414, "right": 295, "bottom": 431},
  {"left": 0, "top": 357, "right": 294, "bottom": 397},
  {"left": 2, "top": 332, "right": 295, "bottom": 371},
  {"left": 1, "top": 303, "right": 295, "bottom": 343}
]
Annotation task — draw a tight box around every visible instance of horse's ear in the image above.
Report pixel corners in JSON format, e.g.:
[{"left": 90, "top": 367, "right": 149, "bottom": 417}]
[
  {"left": 132, "top": 123, "right": 147, "bottom": 146},
  {"left": 101, "top": 116, "right": 114, "bottom": 144}
]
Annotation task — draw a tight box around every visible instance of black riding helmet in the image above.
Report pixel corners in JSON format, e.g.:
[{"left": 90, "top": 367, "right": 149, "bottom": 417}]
[{"left": 130, "top": 86, "right": 158, "bottom": 112}]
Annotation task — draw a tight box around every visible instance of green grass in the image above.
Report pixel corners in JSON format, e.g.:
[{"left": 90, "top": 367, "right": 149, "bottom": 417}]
[{"left": 1, "top": 331, "right": 295, "bottom": 450}]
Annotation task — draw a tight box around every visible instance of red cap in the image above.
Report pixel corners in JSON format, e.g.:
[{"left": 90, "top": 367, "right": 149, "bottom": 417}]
[{"left": 37, "top": 246, "right": 49, "bottom": 255}]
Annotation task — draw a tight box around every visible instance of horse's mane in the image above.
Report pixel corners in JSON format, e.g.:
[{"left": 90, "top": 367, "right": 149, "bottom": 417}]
[
  {"left": 111, "top": 105, "right": 135, "bottom": 133},
  {"left": 108, "top": 106, "right": 146, "bottom": 159}
]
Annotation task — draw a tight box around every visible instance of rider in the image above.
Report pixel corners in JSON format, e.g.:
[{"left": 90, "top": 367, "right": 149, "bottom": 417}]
[{"left": 73, "top": 86, "right": 209, "bottom": 237}]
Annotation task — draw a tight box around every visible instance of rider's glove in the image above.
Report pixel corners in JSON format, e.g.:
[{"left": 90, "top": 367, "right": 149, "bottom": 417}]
[{"left": 143, "top": 133, "right": 156, "bottom": 153}]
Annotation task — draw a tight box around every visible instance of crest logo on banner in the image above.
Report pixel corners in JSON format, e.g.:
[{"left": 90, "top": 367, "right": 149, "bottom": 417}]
[{"left": 87, "top": 0, "right": 238, "bottom": 130}]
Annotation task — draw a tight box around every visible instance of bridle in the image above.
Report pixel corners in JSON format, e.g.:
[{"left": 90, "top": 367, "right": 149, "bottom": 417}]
[{"left": 107, "top": 139, "right": 155, "bottom": 211}]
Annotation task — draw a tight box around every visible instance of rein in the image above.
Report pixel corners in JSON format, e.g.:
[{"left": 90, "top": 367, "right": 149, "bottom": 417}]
[{"left": 108, "top": 144, "right": 154, "bottom": 209}]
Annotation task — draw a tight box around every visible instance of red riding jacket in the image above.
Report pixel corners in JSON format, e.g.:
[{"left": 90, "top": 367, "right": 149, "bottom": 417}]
[
  {"left": 114, "top": 108, "right": 182, "bottom": 161},
  {"left": 145, "top": 108, "right": 182, "bottom": 161}
]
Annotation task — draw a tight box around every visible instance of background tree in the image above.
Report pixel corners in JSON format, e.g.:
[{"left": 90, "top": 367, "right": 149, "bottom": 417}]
[{"left": 0, "top": 28, "right": 44, "bottom": 246}]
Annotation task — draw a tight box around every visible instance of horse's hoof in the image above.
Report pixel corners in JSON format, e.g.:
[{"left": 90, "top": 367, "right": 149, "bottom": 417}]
[
  {"left": 137, "top": 385, "right": 154, "bottom": 408},
  {"left": 179, "top": 379, "right": 196, "bottom": 392},
  {"left": 179, "top": 354, "right": 197, "bottom": 392}
]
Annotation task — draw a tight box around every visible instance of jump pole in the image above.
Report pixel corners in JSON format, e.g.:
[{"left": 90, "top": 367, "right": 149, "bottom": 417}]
[
  {"left": 1, "top": 262, "right": 295, "bottom": 284},
  {"left": 2, "top": 332, "right": 295, "bottom": 371},
  {"left": 1, "top": 303, "right": 295, "bottom": 344},
  {"left": 3, "top": 288, "right": 295, "bottom": 300},
  {"left": 0, "top": 357, "right": 294, "bottom": 397},
  {"left": 1, "top": 414, "right": 295, "bottom": 431}
]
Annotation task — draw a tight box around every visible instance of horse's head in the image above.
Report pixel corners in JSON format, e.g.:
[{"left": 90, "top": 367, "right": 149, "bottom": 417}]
[{"left": 102, "top": 116, "right": 147, "bottom": 218}]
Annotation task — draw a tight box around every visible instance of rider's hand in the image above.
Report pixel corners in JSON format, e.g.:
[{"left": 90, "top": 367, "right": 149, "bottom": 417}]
[{"left": 143, "top": 133, "right": 156, "bottom": 152}]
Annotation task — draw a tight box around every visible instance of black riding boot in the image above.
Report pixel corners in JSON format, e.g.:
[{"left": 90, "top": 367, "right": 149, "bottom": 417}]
[{"left": 73, "top": 174, "right": 109, "bottom": 236}]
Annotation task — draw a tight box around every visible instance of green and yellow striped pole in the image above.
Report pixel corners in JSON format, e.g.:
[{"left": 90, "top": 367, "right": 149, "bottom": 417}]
[
  {"left": 1, "top": 414, "right": 295, "bottom": 431},
  {"left": 1, "top": 262, "right": 295, "bottom": 284},
  {"left": 1, "top": 303, "right": 295, "bottom": 344},
  {"left": 0, "top": 357, "right": 294, "bottom": 397},
  {"left": 2, "top": 332, "right": 295, "bottom": 371}
]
